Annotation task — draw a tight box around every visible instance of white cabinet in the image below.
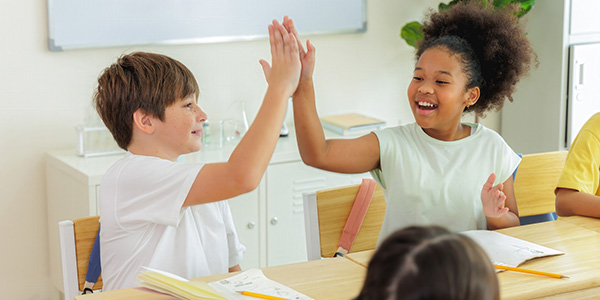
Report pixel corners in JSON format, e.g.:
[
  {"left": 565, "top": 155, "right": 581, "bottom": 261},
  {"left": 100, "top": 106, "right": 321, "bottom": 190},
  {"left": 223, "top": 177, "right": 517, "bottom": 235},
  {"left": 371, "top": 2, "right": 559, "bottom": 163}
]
[
  {"left": 569, "top": 0, "right": 600, "bottom": 40},
  {"left": 46, "top": 129, "right": 371, "bottom": 295},
  {"left": 501, "top": 0, "right": 600, "bottom": 154},
  {"left": 265, "top": 162, "right": 369, "bottom": 266},
  {"left": 227, "top": 188, "right": 261, "bottom": 270}
]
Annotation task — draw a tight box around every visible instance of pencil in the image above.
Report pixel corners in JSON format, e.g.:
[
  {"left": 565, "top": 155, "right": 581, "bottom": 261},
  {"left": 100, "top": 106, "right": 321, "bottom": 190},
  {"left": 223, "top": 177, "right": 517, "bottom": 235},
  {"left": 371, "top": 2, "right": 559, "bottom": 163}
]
[
  {"left": 236, "top": 290, "right": 291, "bottom": 300},
  {"left": 494, "top": 264, "right": 568, "bottom": 279}
]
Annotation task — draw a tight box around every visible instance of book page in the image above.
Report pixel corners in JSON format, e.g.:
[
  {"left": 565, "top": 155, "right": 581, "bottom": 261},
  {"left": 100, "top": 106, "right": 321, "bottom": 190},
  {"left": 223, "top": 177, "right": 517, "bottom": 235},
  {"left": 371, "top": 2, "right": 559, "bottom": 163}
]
[
  {"left": 461, "top": 230, "right": 564, "bottom": 267},
  {"left": 208, "top": 269, "right": 314, "bottom": 300}
]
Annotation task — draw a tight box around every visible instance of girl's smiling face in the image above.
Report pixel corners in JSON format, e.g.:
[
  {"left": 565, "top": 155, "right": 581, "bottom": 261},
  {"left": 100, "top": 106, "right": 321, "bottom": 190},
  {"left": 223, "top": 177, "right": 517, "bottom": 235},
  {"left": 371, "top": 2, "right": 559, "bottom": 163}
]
[{"left": 407, "top": 47, "right": 479, "bottom": 141}]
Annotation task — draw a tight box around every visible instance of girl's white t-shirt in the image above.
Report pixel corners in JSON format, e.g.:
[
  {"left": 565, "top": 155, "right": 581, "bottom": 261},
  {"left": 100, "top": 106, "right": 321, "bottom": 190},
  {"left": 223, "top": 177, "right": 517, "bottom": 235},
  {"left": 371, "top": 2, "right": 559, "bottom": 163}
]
[
  {"left": 99, "top": 152, "right": 246, "bottom": 291},
  {"left": 371, "top": 123, "right": 520, "bottom": 239}
]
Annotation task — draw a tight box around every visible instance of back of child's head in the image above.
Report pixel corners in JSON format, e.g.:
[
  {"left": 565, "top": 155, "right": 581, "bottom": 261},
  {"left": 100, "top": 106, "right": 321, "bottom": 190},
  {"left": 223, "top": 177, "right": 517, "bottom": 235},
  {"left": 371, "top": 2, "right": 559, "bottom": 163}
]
[
  {"left": 94, "top": 52, "right": 199, "bottom": 150},
  {"left": 416, "top": 1, "right": 536, "bottom": 116},
  {"left": 357, "top": 226, "right": 499, "bottom": 300}
]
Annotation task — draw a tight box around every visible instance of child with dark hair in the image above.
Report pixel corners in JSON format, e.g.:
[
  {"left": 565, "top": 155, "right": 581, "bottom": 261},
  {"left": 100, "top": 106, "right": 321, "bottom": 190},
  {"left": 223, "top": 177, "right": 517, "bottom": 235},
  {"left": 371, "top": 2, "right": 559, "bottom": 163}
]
[
  {"left": 286, "top": 1, "right": 535, "bottom": 237},
  {"left": 94, "top": 20, "right": 300, "bottom": 290},
  {"left": 356, "top": 226, "right": 499, "bottom": 300}
]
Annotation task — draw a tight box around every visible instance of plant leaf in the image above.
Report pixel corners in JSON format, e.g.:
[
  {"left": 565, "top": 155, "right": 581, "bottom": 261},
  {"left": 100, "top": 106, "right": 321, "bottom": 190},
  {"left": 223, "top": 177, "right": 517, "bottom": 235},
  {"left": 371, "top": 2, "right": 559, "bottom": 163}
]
[
  {"left": 492, "top": 0, "right": 511, "bottom": 8},
  {"left": 514, "top": 0, "right": 535, "bottom": 18},
  {"left": 400, "top": 0, "right": 535, "bottom": 48},
  {"left": 400, "top": 21, "right": 423, "bottom": 47}
]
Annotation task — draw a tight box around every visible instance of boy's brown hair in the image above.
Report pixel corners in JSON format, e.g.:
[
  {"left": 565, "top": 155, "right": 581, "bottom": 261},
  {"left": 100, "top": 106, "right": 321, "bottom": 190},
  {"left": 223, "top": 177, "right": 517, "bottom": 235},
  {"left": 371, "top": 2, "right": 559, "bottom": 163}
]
[{"left": 93, "top": 52, "right": 199, "bottom": 150}]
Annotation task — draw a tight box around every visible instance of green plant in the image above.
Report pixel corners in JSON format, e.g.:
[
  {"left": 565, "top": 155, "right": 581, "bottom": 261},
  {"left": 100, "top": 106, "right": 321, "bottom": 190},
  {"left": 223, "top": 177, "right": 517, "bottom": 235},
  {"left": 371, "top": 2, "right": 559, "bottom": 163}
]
[{"left": 400, "top": 0, "right": 535, "bottom": 47}]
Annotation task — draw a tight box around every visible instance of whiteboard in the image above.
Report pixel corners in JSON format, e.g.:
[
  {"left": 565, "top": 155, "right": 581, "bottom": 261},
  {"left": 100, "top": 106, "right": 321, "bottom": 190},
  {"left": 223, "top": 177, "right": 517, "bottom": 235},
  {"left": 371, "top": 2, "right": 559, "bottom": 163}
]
[{"left": 47, "top": 0, "right": 367, "bottom": 51}]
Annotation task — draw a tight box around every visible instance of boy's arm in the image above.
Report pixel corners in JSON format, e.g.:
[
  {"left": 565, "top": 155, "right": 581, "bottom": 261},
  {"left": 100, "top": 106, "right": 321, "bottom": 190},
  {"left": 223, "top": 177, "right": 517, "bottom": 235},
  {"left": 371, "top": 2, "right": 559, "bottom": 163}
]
[
  {"left": 184, "top": 20, "right": 301, "bottom": 206},
  {"left": 556, "top": 188, "right": 600, "bottom": 217},
  {"left": 482, "top": 174, "right": 520, "bottom": 229},
  {"left": 284, "top": 17, "right": 380, "bottom": 174}
]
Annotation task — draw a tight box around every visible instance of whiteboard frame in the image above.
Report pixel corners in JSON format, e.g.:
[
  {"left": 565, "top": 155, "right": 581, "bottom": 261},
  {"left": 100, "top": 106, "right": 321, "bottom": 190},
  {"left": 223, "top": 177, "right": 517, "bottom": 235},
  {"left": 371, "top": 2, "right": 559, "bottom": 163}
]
[{"left": 47, "top": 0, "right": 367, "bottom": 51}]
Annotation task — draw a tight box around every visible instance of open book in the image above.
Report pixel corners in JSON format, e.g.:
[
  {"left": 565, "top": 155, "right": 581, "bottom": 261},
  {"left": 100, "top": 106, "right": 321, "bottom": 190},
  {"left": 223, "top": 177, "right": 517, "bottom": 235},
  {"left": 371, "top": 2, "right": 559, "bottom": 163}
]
[
  {"left": 460, "top": 230, "right": 564, "bottom": 268},
  {"left": 138, "top": 267, "right": 314, "bottom": 300}
]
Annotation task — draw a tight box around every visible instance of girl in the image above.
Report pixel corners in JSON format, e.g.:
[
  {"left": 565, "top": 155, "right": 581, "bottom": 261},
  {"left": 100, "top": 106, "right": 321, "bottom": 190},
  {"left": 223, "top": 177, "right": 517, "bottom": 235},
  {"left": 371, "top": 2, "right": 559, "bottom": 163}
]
[
  {"left": 285, "top": 1, "right": 535, "bottom": 236},
  {"left": 356, "top": 226, "right": 499, "bottom": 300}
]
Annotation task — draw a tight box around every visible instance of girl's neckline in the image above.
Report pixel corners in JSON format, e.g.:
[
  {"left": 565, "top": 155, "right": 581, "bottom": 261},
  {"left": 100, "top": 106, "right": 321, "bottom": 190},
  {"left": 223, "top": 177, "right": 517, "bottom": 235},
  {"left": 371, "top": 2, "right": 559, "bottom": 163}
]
[{"left": 417, "top": 122, "right": 480, "bottom": 144}]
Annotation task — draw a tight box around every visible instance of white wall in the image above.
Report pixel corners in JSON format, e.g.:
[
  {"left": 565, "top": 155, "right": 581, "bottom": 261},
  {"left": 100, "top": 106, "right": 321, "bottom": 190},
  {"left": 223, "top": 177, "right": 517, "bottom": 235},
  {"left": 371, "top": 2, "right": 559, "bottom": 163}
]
[{"left": 0, "top": 1, "right": 500, "bottom": 299}]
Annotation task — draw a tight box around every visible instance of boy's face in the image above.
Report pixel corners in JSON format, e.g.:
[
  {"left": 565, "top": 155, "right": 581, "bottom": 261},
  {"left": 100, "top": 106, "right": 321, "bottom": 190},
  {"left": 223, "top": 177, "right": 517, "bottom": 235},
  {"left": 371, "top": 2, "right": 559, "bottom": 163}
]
[{"left": 153, "top": 94, "right": 207, "bottom": 160}]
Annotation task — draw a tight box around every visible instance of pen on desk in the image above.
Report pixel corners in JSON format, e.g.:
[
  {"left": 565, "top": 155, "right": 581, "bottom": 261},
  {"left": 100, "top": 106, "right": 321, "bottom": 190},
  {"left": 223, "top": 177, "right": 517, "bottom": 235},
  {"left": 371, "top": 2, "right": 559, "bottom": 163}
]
[
  {"left": 494, "top": 265, "right": 568, "bottom": 279},
  {"left": 236, "top": 291, "right": 291, "bottom": 300}
]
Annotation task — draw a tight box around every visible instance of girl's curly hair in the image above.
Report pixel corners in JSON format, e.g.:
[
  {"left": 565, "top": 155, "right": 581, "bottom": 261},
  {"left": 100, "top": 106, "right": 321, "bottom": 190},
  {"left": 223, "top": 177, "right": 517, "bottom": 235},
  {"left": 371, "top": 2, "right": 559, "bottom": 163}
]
[{"left": 416, "top": 1, "right": 537, "bottom": 115}]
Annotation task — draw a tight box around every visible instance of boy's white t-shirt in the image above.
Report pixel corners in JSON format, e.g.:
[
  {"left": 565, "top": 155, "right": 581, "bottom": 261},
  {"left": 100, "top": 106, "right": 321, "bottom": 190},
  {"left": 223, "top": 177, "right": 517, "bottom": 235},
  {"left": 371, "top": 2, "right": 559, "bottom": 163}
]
[
  {"left": 371, "top": 123, "right": 520, "bottom": 239},
  {"left": 99, "top": 152, "right": 246, "bottom": 291}
]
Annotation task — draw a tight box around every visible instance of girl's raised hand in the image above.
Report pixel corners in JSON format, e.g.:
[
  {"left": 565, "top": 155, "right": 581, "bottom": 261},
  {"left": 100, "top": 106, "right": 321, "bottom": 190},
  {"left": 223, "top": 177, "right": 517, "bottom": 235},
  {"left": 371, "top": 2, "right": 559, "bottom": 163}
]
[
  {"left": 481, "top": 173, "right": 510, "bottom": 218},
  {"left": 259, "top": 19, "right": 301, "bottom": 97},
  {"left": 282, "top": 16, "right": 315, "bottom": 81}
]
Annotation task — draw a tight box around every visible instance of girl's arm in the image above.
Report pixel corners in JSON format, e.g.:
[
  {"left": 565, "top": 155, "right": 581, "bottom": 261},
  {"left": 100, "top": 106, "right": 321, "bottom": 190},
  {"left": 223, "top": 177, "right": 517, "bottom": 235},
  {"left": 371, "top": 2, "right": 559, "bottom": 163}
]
[
  {"left": 285, "top": 17, "right": 380, "bottom": 174},
  {"left": 482, "top": 173, "right": 520, "bottom": 229}
]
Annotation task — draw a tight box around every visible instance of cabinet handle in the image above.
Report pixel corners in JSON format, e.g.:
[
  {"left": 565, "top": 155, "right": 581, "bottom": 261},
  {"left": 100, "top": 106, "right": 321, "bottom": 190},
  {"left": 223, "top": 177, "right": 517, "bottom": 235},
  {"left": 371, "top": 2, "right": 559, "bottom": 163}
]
[
  {"left": 247, "top": 221, "right": 256, "bottom": 229},
  {"left": 270, "top": 217, "right": 278, "bottom": 225}
]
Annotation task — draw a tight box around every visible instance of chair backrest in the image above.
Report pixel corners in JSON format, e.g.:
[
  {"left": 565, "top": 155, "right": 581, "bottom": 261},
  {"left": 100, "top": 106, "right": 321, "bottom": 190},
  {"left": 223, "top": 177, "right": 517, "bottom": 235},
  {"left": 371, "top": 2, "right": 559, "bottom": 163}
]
[
  {"left": 513, "top": 151, "right": 568, "bottom": 218},
  {"left": 303, "top": 183, "right": 386, "bottom": 260},
  {"left": 58, "top": 216, "right": 102, "bottom": 300}
]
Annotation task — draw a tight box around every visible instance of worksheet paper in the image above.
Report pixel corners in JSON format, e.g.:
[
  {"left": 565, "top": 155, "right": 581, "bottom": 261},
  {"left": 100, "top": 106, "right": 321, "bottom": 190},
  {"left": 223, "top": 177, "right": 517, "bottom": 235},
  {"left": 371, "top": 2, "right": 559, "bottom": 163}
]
[
  {"left": 209, "top": 269, "right": 314, "bottom": 300},
  {"left": 461, "top": 230, "right": 564, "bottom": 267}
]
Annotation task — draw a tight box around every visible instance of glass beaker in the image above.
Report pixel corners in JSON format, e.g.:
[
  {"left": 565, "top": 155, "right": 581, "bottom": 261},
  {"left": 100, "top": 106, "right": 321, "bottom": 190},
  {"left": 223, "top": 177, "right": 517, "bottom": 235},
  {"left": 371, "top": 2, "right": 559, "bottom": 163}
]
[{"left": 220, "top": 101, "right": 249, "bottom": 143}]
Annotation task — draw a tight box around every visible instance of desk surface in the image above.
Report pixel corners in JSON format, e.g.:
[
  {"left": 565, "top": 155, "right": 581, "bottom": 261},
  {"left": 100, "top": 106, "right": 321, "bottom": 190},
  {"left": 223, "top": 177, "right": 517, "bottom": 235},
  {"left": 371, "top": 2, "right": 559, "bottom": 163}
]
[
  {"left": 496, "top": 219, "right": 600, "bottom": 299},
  {"left": 348, "top": 218, "right": 600, "bottom": 300},
  {"left": 75, "top": 257, "right": 366, "bottom": 300},
  {"left": 559, "top": 215, "right": 600, "bottom": 232}
]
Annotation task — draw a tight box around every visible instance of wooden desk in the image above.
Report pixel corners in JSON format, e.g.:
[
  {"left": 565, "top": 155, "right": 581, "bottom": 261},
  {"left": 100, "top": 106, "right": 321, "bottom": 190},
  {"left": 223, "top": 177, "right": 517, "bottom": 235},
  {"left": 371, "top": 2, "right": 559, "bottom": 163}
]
[
  {"left": 496, "top": 219, "right": 600, "bottom": 299},
  {"left": 75, "top": 257, "right": 366, "bottom": 300},
  {"left": 347, "top": 220, "right": 600, "bottom": 300},
  {"left": 559, "top": 215, "right": 600, "bottom": 233}
]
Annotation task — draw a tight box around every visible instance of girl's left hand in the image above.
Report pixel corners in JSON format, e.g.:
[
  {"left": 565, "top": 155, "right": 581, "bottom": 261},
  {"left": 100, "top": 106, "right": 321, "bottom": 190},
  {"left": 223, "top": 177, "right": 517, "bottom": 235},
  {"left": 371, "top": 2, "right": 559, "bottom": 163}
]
[{"left": 481, "top": 173, "right": 510, "bottom": 218}]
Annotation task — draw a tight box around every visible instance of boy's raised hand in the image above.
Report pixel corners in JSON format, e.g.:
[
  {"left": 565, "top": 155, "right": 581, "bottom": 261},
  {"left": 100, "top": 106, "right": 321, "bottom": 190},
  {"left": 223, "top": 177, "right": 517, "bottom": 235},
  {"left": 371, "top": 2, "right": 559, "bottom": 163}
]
[
  {"left": 259, "top": 20, "right": 301, "bottom": 97},
  {"left": 481, "top": 173, "right": 510, "bottom": 218},
  {"left": 282, "top": 16, "right": 316, "bottom": 81}
]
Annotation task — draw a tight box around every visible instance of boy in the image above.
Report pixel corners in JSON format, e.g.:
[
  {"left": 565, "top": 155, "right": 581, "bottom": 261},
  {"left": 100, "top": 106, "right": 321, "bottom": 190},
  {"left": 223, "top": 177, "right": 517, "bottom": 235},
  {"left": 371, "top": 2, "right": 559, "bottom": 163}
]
[
  {"left": 93, "top": 20, "right": 300, "bottom": 290},
  {"left": 555, "top": 112, "right": 600, "bottom": 218}
]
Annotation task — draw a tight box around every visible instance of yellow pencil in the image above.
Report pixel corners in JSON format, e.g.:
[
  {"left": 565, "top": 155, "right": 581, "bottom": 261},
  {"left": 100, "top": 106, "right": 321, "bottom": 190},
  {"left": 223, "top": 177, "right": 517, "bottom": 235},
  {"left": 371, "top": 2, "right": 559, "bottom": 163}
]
[
  {"left": 494, "top": 264, "right": 568, "bottom": 279},
  {"left": 236, "top": 290, "right": 291, "bottom": 300}
]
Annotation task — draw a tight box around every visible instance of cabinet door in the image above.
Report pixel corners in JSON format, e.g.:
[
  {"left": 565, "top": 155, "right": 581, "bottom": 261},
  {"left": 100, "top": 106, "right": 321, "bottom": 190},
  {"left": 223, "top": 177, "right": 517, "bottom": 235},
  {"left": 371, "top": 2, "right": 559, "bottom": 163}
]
[
  {"left": 228, "top": 188, "right": 260, "bottom": 270},
  {"left": 570, "top": 0, "right": 600, "bottom": 36},
  {"left": 265, "top": 161, "right": 371, "bottom": 266},
  {"left": 567, "top": 43, "right": 600, "bottom": 146}
]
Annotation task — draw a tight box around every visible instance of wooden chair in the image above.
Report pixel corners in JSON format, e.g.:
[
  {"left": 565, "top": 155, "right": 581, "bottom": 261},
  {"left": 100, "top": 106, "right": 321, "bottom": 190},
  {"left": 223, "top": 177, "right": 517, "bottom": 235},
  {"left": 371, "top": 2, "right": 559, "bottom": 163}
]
[
  {"left": 513, "top": 151, "right": 568, "bottom": 224},
  {"left": 58, "top": 216, "right": 103, "bottom": 300},
  {"left": 303, "top": 183, "right": 386, "bottom": 260}
]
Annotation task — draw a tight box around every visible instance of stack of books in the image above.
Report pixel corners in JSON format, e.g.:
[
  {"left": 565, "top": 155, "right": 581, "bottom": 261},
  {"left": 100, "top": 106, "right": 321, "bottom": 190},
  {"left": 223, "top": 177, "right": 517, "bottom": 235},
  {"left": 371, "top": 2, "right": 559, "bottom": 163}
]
[
  {"left": 320, "top": 113, "right": 386, "bottom": 136},
  {"left": 137, "top": 268, "right": 226, "bottom": 300},
  {"left": 137, "top": 267, "right": 314, "bottom": 300}
]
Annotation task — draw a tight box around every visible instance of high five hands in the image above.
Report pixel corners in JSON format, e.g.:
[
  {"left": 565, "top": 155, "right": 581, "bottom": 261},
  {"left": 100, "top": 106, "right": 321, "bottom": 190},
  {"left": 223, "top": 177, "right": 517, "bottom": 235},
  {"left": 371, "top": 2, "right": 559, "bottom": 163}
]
[
  {"left": 281, "top": 16, "right": 316, "bottom": 82},
  {"left": 259, "top": 19, "right": 301, "bottom": 95},
  {"left": 481, "top": 173, "right": 509, "bottom": 218}
]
